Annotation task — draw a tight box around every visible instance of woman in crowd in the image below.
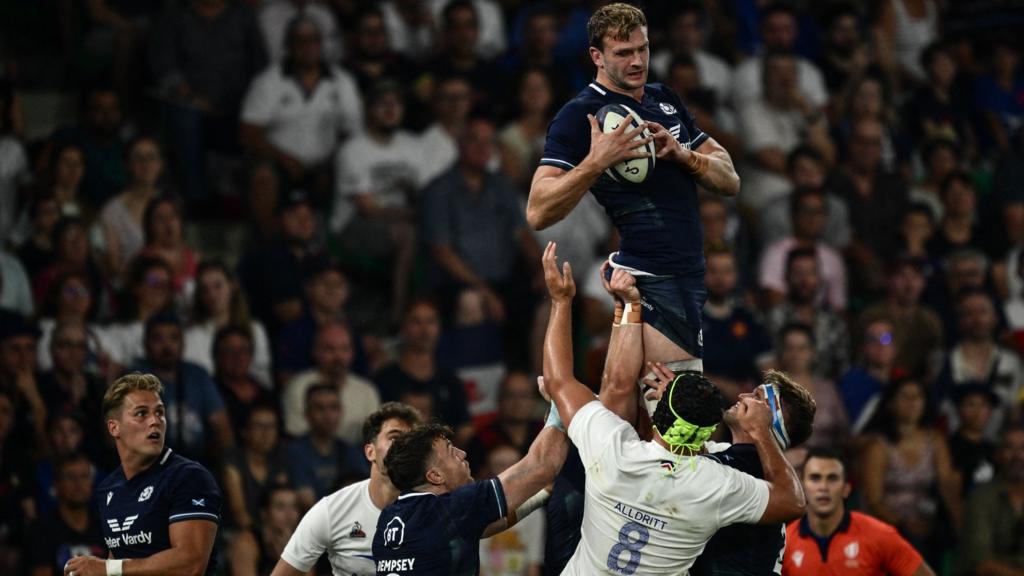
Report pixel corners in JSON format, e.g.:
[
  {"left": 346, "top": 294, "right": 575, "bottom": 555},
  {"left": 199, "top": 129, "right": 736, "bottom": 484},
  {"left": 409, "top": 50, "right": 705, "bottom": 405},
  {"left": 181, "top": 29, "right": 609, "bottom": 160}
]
[{"left": 138, "top": 196, "right": 199, "bottom": 303}]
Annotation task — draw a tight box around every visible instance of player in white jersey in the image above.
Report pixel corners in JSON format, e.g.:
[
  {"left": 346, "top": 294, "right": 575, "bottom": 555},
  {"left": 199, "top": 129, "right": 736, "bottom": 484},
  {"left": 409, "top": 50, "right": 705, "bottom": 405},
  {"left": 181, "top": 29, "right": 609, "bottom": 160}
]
[
  {"left": 271, "top": 402, "right": 421, "bottom": 576},
  {"left": 538, "top": 242, "right": 805, "bottom": 574}
]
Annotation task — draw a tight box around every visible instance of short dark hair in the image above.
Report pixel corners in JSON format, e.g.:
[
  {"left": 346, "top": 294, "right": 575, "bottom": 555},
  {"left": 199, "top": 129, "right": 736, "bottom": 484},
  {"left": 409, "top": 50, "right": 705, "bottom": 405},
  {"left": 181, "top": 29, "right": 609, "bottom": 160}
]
[
  {"left": 144, "top": 308, "right": 182, "bottom": 341},
  {"left": 802, "top": 447, "right": 847, "bottom": 481},
  {"left": 920, "top": 41, "right": 951, "bottom": 72},
  {"left": 384, "top": 423, "right": 454, "bottom": 491},
  {"left": 789, "top": 187, "right": 825, "bottom": 217},
  {"left": 142, "top": 196, "right": 180, "bottom": 246},
  {"left": 940, "top": 170, "right": 974, "bottom": 199},
  {"left": 212, "top": 325, "right": 253, "bottom": 356},
  {"left": 763, "top": 369, "right": 816, "bottom": 448},
  {"left": 305, "top": 383, "right": 339, "bottom": 410},
  {"left": 55, "top": 452, "right": 93, "bottom": 479},
  {"left": 651, "top": 371, "right": 723, "bottom": 437},
  {"left": 777, "top": 322, "right": 816, "bottom": 348},
  {"left": 362, "top": 402, "right": 422, "bottom": 446},
  {"left": 760, "top": 1, "right": 797, "bottom": 23},
  {"left": 442, "top": 0, "right": 476, "bottom": 28},
  {"left": 786, "top": 145, "right": 825, "bottom": 174},
  {"left": 785, "top": 246, "right": 818, "bottom": 275}
]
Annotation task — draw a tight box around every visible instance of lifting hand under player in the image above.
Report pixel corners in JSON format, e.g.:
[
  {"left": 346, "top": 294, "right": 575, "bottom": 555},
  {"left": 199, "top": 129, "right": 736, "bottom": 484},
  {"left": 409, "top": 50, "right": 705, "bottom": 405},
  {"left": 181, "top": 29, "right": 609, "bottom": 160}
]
[{"left": 542, "top": 242, "right": 575, "bottom": 303}]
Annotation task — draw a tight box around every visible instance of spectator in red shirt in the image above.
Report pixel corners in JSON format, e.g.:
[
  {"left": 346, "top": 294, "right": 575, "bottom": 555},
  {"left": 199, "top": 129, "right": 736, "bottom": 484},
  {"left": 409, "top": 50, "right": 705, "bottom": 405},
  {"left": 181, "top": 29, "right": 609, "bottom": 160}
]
[{"left": 783, "top": 448, "right": 934, "bottom": 576}]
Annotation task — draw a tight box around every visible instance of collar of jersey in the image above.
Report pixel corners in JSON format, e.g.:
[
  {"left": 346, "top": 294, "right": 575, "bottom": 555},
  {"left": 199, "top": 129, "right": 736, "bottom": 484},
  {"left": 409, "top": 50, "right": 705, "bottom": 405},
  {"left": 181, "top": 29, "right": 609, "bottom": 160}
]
[
  {"left": 397, "top": 491, "right": 435, "bottom": 500},
  {"left": 798, "top": 508, "right": 852, "bottom": 539},
  {"left": 589, "top": 79, "right": 650, "bottom": 106},
  {"left": 116, "top": 447, "right": 174, "bottom": 485}
]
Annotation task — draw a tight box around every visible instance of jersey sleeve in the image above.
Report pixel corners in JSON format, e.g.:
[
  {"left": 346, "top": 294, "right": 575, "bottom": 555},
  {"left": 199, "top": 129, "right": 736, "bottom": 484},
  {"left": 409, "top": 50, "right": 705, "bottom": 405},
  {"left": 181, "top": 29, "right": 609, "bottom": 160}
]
[
  {"left": 567, "top": 401, "right": 636, "bottom": 467},
  {"left": 166, "top": 462, "right": 222, "bottom": 525},
  {"left": 280, "top": 497, "right": 330, "bottom": 571},
  {"left": 240, "top": 71, "right": 275, "bottom": 125},
  {"left": 539, "top": 102, "right": 591, "bottom": 171},
  {"left": 713, "top": 463, "right": 770, "bottom": 526},
  {"left": 446, "top": 477, "right": 509, "bottom": 539},
  {"left": 879, "top": 526, "right": 925, "bottom": 576}
]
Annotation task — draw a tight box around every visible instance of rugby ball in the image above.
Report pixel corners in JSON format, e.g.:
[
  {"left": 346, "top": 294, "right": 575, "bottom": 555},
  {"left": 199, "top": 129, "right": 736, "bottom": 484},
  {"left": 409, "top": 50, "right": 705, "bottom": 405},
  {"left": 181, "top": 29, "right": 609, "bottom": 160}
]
[{"left": 596, "top": 103, "right": 655, "bottom": 184}]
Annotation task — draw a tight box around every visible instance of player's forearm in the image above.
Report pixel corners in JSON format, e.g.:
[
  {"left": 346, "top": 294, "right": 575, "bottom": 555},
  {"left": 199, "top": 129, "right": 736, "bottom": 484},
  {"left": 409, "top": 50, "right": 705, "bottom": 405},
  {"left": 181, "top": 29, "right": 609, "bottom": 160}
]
[
  {"left": 599, "top": 315, "right": 644, "bottom": 425},
  {"left": 527, "top": 162, "right": 602, "bottom": 230},
  {"left": 749, "top": 429, "right": 804, "bottom": 522},
  {"left": 687, "top": 149, "right": 740, "bottom": 197},
  {"left": 543, "top": 300, "right": 593, "bottom": 428}
]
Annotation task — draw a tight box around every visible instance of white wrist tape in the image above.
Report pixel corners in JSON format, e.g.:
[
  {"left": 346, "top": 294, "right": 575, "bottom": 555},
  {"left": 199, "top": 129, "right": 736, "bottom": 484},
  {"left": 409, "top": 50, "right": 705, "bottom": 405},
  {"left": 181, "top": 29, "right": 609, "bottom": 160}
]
[
  {"left": 508, "top": 488, "right": 551, "bottom": 526},
  {"left": 106, "top": 559, "right": 124, "bottom": 576}
]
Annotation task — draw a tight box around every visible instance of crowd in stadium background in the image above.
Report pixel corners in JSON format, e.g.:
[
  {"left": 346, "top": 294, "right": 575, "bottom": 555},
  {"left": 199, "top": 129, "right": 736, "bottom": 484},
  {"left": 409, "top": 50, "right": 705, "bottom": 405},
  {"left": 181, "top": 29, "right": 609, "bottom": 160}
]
[{"left": 0, "top": 0, "right": 1023, "bottom": 573}]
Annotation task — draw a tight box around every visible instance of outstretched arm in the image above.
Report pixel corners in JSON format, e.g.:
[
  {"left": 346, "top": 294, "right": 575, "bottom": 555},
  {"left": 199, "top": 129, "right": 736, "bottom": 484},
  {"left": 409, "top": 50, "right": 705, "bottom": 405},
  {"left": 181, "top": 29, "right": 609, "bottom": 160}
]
[
  {"left": 540, "top": 243, "right": 600, "bottom": 429},
  {"left": 598, "top": 266, "right": 645, "bottom": 426}
]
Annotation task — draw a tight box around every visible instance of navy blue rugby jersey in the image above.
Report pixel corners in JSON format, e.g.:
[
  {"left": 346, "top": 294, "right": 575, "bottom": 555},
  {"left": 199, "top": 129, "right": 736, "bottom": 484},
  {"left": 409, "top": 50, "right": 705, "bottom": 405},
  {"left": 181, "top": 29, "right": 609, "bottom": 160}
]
[
  {"left": 372, "top": 478, "right": 507, "bottom": 576},
  {"left": 540, "top": 80, "right": 710, "bottom": 278},
  {"left": 96, "top": 447, "right": 222, "bottom": 571},
  {"left": 692, "top": 443, "right": 785, "bottom": 576}
]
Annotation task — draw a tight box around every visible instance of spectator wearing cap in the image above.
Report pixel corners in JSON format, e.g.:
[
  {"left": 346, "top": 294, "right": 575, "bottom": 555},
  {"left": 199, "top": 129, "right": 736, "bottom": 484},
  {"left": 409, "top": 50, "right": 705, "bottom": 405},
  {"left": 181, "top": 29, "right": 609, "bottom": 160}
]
[
  {"left": 858, "top": 257, "right": 945, "bottom": 380},
  {"left": 332, "top": 80, "right": 424, "bottom": 324},
  {"left": 0, "top": 310, "right": 47, "bottom": 450},
  {"left": 131, "top": 310, "right": 233, "bottom": 463},
  {"left": 0, "top": 246, "right": 34, "bottom": 316},
  {"left": 238, "top": 187, "right": 324, "bottom": 331},
  {"left": 949, "top": 384, "right": 999, "bottom": 498},
  {"left": 936, "top": 289, "right": 1023, "bottom": 440},
  {"left": 281, "top": 322, "right": 380, "bottom": 445},
  {"left": 241, "top": 14, "right": 361, "bottom": 195},
  {"left": 839, "top": 319, "right": 898, "bottom": 434}
]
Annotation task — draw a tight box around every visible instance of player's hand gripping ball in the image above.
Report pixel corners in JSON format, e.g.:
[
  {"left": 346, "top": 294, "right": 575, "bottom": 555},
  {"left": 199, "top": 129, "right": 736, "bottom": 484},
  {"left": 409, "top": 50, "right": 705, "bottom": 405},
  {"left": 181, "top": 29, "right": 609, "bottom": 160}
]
[{"left": 596, "top": 103, "right": 656, "bottom": 184}]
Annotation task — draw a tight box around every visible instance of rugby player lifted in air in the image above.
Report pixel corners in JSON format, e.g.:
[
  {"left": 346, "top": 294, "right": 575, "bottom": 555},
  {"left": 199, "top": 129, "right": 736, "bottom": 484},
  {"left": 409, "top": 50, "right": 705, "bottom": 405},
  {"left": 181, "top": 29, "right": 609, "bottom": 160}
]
[
  {"left": 539, "top": 242, "right": 805, "bottom": 575},
  {"left": 64, "top": 373, "right": 222, "bottom": 576},
  {"left": 527, "top": 2, "right": 741, "bottom": 375}
]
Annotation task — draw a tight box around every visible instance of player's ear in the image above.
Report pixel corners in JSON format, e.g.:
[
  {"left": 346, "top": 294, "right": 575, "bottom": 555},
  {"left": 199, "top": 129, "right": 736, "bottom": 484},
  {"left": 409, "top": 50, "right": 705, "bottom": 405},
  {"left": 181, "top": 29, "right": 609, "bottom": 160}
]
[
  {"left": 841, "top": 482, "right": 852, "bottom": 499},
  {"left": 589, "top": 46, "right": 603, "bottom": 69},
  {"left": 107, "top": 417, "right": 120, "bottom": 439},
  {"left": 425, "top": 464, "right": 444, "bottom": 487},
  {"left": 364, "top": 442, "right": 376, "bottom": 465}
]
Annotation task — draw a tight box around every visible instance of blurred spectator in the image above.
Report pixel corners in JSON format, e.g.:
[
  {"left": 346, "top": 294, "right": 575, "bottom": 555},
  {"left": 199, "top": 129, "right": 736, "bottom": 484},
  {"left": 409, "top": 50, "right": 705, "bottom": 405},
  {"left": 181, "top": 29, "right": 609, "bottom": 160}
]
[
  {"left": 222, "top": 405, "right": 290, "bottom": 530},
  {"left": 419, "top": 75, "right": 472, "bottom": 184},
  {"left": 975, "top": 41, "right": 1023, "bottom": 154},
  {"left": 500, "top": 7, "right": 571, "bottom": 99},
  {"left": 650, "top": 3, "right": 733, "bottom": 105},
  {"left": 737, "top": 51, "right": 834, "bottom": 212},
  {"left": 33, "top": 218, "right": 106, "bottom": 310},
  {"left": 903, "top": 42, "right": 976, "bottom": 151},
  {"left": 25, "top": 453, "right": 106, "bottom": 576},
  {"left": 33, "top": 411, "right": 89, "bottom": 516},
  {"left": 875, "top": 0, "right": 939, "bottom": 84},
  {"left": 732, "top": 3, "right": 828, "bottom": 109},
  {"left": 15, "top": 195, "right": 61, "bottom": 278},
  {"left": 0, "top": 389, "right": 33, "bottom": 572},
  {"left": 956, "top": 427, "right": 1024, "bottom": 575},
  {"left": 96, "top": 136, "right": 165, "bottom": 281},
  {"left": 184, "top": 261, "right": 272, "bottom": 388},
  {"left": 238, "top": 188, "right": 323, "bottom": 330},
  {"left": 241, "top": 14, "right": 361, "bottom": 195},
  {"left": 36, "top": 273, "right": 105, "bottom": 373},
  {"left": 286, "top": 384, "right": 367, "bottom": 510},
  {"left": 423, "top": 1, "right": 500, "bottom": 112},
  {"left": 333, "top": 81, "right": 422, "bottom": 322},
  {"left": 381, "top": 0, "right": 436, "bottom": 63},
  {"left": 422, "top": 118, "right": 542, "bottom": 336},
  {"left": 948, "top": 385, "right": 998, "bottom": 498},
  {"left": 834, "top": 73, "right": 908, "bottom": 174},
  {"left": 899, "top": 203, "right": 938, "bottom": 262},
  {"left": 244, "top": 160, "right": 284, "bottom": 243},
  {"left": 0, "top": 311, "right": 47, "bottom": 449},
  {"left": 819, "top": 4, "right": 871, "bottom": 93},
  {"left": 466, "top": 371, "right": 542, "bottom": 474},
  {"left": 830, "top": 118, "right": 909, "bottom": 286},
  {"left": 0, "top": 83, "right": 29, "bottom": 245},
  {"left": 149, "top": 0, "right": 267, "bottom": 201},
  {"left": 478, "top": 445, "right": 543, "bottom": 576},
  {"left": 36, "top": 323, "right": 107, "bottom": 459},
  {"left": 259, "top": 0, "right": 342, "bottom": 64},
  {"left": 664, "top": 55, "right": 742, "bottom": 160},
  {"left": 500, "top": 68, "right": 555, "bottom": 190},
  {"left": 212, "top": 326, "right": 275, "bottom": 431},
  {"left": 839, "top": 319, "right": 898, "bottom": 434},
  {"left": 344, "top": 6, "right": 418, "bottom": 96},
  {"left": 374, "top": 299, "right": 471, "bottom": 441},
  {"left": 858, "top": 258, "right": 944, "bottom": 380},
  {"left": 926, "top": 249, "right": 996, "bottom": 345},
  {"left": 862, "top": 377, "right": 962, "bottom": 562},
  {"left": 282, "top": 322, "right": 380, "bottom": 444},
  {"left": 699, "top": 196, "right": 756, "bottom": 291},
  {"left": 227, "top": 485, "right": 301, "bottom": 575},
  {"left": 0, "top": 247, "right": 35, "bottom": 316},
  {"left": 701, "top": 247, "right": 771, "bottom": 392},
  {"left": 101, "top": 257, "right": 174, "bottom": 367},
  {"left": 759, "top": 146, "right": 851, "bottom": 250},
  {"left": 49, "top": 86, "right": 129, "bottom": 207},
  {"left": 137, "top": 197, "right": 198, "bottom": 301},
  {"left": 936, "top": 289, "right": 1023, "bottom": 439},
  {"left": 11, "top": 142, "right": 89, "bottom": 239},
  {"left": 758, "top": 190, "right": 847, "bottom": 312},
  {"left": 910, "top": 138, "right": 958, "bottom": 222},
  {"left": 427, "top": 0, "right": 505, "bottom": 60},
  {"left": 775, "top": 323, "right": 849, "bottom": 451},
  {"left": 132, "top": 310, "right": 233, "bottom": 462},
  {"left": 1006, "top": 245, "right": 1024, "bottom": 355},
  {"left": 927, "top": 172, "right": 983, "bottom": 261}
]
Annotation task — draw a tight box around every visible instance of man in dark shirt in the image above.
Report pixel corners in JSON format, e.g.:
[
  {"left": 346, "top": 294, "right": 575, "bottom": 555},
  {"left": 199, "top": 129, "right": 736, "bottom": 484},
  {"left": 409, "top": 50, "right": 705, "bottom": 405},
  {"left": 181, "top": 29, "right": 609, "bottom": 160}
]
[{"left": 28, "top": 453, "right": 106, "bottom": 576}]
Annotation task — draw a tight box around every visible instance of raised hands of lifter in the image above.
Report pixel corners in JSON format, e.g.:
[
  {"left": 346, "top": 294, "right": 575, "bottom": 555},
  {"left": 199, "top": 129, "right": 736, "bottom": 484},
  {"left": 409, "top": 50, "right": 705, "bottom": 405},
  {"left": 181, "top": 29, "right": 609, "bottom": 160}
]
[{"left": 542, "top": 242, "right": 575, "bottom": 304}]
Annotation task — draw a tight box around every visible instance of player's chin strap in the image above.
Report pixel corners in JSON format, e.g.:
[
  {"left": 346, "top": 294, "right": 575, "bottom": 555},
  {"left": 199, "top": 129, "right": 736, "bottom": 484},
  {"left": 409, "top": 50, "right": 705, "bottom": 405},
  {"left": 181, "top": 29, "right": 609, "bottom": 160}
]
[
  {"left": 761, "top": 383, "right": 792, "bottom": 451},
  {"left": 657, "top": 374, "right": 718, "bottom": 472}
]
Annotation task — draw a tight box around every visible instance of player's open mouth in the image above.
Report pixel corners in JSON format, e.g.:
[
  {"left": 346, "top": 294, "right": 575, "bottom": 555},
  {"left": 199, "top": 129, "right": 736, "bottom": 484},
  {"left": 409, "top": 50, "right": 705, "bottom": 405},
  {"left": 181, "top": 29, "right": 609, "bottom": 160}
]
[{"left": 147, "top": 432, "right": 161, "bottom": 441}]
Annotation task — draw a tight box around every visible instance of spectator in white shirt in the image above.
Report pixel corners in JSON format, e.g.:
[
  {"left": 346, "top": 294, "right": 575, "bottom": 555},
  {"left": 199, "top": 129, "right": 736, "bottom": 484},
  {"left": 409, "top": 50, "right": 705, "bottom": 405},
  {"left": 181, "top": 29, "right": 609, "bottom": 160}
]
[
  {"left": 241, "top": 15, "right": 362, "bottom": 193},
  {"left": 650, "top": 4, "right": 733, "bottom": 107},
  {"left": 419, "top": 75, "right": 472, "bottom": 185},
  {"left": 381, "top": 0, "right": 436, "bottom": 62}
]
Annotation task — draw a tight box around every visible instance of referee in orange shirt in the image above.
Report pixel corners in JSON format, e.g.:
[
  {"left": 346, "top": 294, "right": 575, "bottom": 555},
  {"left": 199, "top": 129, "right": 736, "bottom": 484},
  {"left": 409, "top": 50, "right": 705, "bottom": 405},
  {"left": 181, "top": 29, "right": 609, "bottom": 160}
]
[{"left": 783, "top": 449, "right": 936, "bottom": 576}]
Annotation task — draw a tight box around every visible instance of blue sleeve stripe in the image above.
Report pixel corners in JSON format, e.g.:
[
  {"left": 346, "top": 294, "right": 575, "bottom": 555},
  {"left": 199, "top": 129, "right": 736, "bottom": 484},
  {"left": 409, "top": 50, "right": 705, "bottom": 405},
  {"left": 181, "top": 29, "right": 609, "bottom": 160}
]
[
  {"left": 168, "top": 512, "right": 220, "bottom": 524},
  {"left": 539, "top": 158, "right": 576, "bottom": 170},
  {"left": 490, "top": 479, "right": 507, "bottom": 518},
  {"left": 690, "top": 132, "right": 710, "bottom": 150}
]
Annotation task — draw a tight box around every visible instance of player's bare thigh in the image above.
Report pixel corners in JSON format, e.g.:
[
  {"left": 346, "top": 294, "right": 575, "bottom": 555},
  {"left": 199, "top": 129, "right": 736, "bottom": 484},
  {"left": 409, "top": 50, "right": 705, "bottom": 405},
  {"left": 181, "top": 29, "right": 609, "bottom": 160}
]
[{"left": 642, "top": 323, "right": 701, "bottom": 370}]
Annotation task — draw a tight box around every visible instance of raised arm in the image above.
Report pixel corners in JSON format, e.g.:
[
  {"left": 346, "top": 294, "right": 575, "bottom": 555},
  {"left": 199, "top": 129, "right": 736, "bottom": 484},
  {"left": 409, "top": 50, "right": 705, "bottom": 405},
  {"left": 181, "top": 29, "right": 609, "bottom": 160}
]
[
  {"left": 495, "top": 425, "right": 568, "bottom": 514},
  {"left": 647, "top": 125, "right": 739, "bottom": 197},
  {"left": 540, "top": 243, "right": 600, "bottom": 429},
  {"left": 734, "top": 396, "right": 806, "bottom": 524},
  {"left": 598, "top": 266, "right": 645, "bottom": 426},
  {"left": 527, "top": 116, "right": 652, "bottom": 230}
]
